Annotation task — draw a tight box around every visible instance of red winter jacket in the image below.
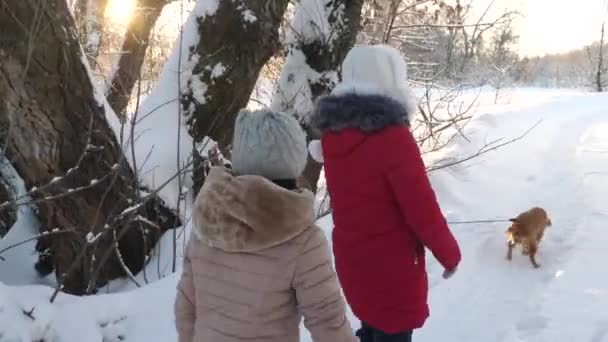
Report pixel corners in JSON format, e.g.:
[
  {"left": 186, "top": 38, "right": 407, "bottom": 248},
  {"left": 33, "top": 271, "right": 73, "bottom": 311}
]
[{"left": 312, "top": 93, "right": 461, "bottom": 333}]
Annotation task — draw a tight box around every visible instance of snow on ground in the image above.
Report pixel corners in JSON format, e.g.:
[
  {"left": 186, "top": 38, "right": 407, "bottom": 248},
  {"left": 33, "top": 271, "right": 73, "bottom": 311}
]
[
  {"left": 0, "top": 160, "right": 51, "bottom": 288},
  {"left": 417, "top": 89, "right": 608, "bottom": 342},
  {"left": 2, "top": 87, "right": 608, "bottom": 341}
]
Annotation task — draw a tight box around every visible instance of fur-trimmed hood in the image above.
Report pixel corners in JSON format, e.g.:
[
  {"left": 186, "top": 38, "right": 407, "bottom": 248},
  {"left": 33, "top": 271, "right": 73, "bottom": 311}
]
[
  {"left": 311, "top": 44, "right": 418, "bottom": 134},
  {"left": 191, "top": 167, "right": 315, "bottom": 252},
  {"left": 311, "top": 92, "right": 413, "bottom": 133}
]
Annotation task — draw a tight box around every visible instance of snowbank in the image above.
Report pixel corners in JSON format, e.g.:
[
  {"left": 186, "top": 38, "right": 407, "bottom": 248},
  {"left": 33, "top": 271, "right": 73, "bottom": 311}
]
[{"left": 122, "top": 0, "right": 220, "bottom": 207}]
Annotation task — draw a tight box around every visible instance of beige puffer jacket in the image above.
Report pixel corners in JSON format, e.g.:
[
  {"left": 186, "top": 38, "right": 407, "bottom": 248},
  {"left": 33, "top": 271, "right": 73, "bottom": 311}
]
[{"left": 174, "top": 167, "right": 356, "bottom": 342}]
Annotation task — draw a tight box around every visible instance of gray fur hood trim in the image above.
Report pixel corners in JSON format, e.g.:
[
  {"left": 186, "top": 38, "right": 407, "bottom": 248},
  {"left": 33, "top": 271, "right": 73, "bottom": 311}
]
[{"left": 311, "top": 93, "right": 412, "bottom": 133}]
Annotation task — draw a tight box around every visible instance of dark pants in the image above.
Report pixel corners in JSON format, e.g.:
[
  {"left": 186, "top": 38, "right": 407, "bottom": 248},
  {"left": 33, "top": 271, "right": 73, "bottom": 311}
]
[{"left": 356, "top": 322, "right": 413, "bottom": 342}]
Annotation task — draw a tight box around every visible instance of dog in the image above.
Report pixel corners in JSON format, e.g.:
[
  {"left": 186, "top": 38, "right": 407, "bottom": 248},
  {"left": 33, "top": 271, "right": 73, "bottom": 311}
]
[{"left": 505, "top": 207, "right": 552, "bottom": 268}]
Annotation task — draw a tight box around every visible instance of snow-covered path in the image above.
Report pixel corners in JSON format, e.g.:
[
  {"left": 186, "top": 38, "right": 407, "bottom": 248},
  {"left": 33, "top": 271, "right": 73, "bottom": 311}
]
[
  {"left": 418, "top": 91, "right": 608, "bottom": 342},
  {"left": 1, "top": 89, "right": 608, "bottom": 342}
]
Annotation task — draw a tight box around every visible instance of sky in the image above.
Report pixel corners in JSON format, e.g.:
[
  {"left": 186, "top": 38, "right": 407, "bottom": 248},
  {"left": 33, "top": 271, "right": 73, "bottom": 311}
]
[
  {"left": 105, "top": 0, "right": 608, "bottom": 57},
  {"left": 481, "top": 0, "right": 608, "bottom": 57}
]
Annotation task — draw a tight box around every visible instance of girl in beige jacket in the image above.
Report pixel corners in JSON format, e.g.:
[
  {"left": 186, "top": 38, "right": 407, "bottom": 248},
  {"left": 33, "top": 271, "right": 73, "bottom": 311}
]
[{"left": 174, "top": 109, "right": 356, "bottom": 342}]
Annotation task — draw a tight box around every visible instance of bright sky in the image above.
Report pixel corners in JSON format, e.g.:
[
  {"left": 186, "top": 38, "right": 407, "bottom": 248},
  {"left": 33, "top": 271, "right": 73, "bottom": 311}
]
[
  {"left": 485, "top": 0, "right": 608, "bottom": 57},
  {"left": 105, "top": 0, "right": 136, "bottom": 24},
  {"left": 105, "top": 0, "right": 607, "bottom": 57}
]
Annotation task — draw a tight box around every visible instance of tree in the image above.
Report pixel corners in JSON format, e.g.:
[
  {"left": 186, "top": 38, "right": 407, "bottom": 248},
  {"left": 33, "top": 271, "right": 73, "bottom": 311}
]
[
  {"left": 486, "top": 22, "right": 519, "bottom": 103},
  {"left": 106, "top": 0, "right": 167, "bottom": 118},
  {"left": 594, "top": 21, "right": 607, "bottom": 92},
  {"left": 271, "top": 0, "right": 364, "bottom": 192},
  {"left": 182, "top": 0, "right": 292, "bottom": 147},
  {"left": 0, "top": 0, "right": 179, "bottom": 295},
  {"left": 179, "top": 0, "right": 291, "bottom": 194}
]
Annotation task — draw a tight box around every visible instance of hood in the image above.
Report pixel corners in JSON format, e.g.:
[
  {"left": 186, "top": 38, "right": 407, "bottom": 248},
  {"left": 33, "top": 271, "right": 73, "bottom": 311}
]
[
  {"left": 191, "top": 167, "right": 315, "bottom": 252},
  {"left": 310, "top": 93, "right": 412, "bottom": 159},
  {"left": 335, "top": 44, "right": 418, "bottom": 121},
  {"left": 311, "top": 92, "right": 411, "bottom": 133}
]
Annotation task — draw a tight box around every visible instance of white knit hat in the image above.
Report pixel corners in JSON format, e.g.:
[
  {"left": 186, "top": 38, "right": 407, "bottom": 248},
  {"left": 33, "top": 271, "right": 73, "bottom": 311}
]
[
  {"left": 231, "top": 109, "right": 308, "bottom": 180},
  {"left": 332, "top": 44, "right": 417, "bottom": 123}
]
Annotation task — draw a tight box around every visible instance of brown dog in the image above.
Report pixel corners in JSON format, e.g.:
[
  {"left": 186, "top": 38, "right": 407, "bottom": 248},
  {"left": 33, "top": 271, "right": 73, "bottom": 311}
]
[{"left": 505, "top": 207, "right": 552, "bottom": 268}]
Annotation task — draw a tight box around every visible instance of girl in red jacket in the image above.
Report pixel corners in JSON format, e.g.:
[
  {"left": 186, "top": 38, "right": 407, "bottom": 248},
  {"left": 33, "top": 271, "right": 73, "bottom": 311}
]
[{"left": 309, "top": 45, "right": 461, "bottom": 342}]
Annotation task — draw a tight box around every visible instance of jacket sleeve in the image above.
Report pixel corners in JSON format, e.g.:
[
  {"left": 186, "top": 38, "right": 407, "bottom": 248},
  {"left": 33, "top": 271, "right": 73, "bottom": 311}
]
[
  {"left": 293, "top": 228, "right": 357, "bottom": 342},
  {"left": 385, "top": 128, "right": 461, "bottom": 271},
  {"left": 174, "top": 239, "right": 196, "bottom": 342}
]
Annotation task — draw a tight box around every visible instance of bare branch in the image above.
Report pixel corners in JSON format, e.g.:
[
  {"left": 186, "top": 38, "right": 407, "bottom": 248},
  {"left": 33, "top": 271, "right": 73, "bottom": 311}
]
[{"left": 426, "top": 119, "right": 543, "bottom": 173}]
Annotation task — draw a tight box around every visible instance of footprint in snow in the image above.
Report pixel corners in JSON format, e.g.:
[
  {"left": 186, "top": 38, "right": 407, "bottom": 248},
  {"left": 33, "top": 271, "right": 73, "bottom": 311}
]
[{"left": 99, "top": 315, "right": 128, "bottom": 342}]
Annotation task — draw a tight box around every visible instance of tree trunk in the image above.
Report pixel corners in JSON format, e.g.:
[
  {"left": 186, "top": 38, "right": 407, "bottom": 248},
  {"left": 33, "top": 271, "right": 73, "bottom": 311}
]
[
  {"left": 183, "top": 0, "right": 290, "bottom": 194},
  {"left": 596, "top": 22, "right": 605, "bottom": 92},
  {"left": 106, "top": 0, "right": 166, "bottom": 118},
  {"left": 271, "top": 0, "right": 364, "bottom": 193},
  {"left": 0, "top": 0, "right": 179, "bottom": 295}
]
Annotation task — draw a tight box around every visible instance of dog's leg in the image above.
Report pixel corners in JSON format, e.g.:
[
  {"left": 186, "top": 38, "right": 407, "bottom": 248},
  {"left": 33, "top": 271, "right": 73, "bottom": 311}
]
[
  {"left": 507, "top": 242, "right": 514, "bottom": 260},
  {"left": 537, "top": 229, "right": 545, "bottom": 242},
  {"left": 528, "top": 242, "right": 540, "bottom": 268}
]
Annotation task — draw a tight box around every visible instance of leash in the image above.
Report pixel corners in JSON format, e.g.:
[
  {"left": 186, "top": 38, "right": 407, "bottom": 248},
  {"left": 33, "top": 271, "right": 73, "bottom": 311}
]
[{"left": 447, "top": 219, "right": 512, "bottom": 225}]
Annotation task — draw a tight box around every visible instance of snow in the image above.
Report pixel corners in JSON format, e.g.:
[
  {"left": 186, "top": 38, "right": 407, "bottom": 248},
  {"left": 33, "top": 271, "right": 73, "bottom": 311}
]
[
  {"left": 122, "top": 0, "right": 220, "bottom": 207},
  {"left": 3, "top": 88, "right": 608, "bottom": 341},
  {"left": 210, "top": 63, "right": 226, "bottom": 79},
  {"left": 0, "top": 159, "right": 48, "bottom": 287},
  {"left": 290, "top": 0, "right": 344, "bottom": 48},
  {"left": 241, "top": 9, "right": 257, "bottom": 23},
  {"left": 271, "top": 50, "right": 314, "bottom": 113},
  {"left": 189, "top": 76, "right": 209, "bottom": 104},
  {"left": 234, "top": 0, "right": 257, "bottom": 23},
  {"left": 270, "top": 0, "right": 341, "bottom": 115},
  {"left": 193, "top": 0, "right": 220, "bottom": 18}
]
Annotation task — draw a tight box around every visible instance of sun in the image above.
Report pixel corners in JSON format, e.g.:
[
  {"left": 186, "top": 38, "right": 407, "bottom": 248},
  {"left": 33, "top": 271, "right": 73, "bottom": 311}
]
[{"left": 105, "top": 0, "right": 136, "bottom": 24}]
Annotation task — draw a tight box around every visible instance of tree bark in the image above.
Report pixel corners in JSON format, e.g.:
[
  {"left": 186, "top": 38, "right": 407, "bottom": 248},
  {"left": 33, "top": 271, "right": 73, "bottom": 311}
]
[
  {"left": 182, "top": 0, "right": 290, "bottom": 194},
  {"left": 0, "top": 0, "right": 179, "bottom": 295},
  {"left": 106, "top": 0, "right": 166, "bottom": 118},
  {"left": 183, "top": 0, "right": 290, "bottom": 147},
  {"left": 271, "top": 0, "right": 364, "bottom": 192}
]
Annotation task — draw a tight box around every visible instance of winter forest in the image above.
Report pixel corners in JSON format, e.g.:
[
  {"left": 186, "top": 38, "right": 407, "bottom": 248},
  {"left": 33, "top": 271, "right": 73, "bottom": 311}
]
[{"left": 1, "top": 0, "right": 608, "bottom": 341}]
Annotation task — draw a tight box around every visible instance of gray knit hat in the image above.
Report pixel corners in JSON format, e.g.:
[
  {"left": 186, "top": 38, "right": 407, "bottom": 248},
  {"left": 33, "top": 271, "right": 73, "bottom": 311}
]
[{"left": 231, "top": 109, "right": 308, "bottom": 180}]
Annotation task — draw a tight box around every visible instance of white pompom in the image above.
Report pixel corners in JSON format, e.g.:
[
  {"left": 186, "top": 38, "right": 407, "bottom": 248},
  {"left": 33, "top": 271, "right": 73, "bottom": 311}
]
[{"left": 308, "top": 140, "right": 324, "bottom": 163}]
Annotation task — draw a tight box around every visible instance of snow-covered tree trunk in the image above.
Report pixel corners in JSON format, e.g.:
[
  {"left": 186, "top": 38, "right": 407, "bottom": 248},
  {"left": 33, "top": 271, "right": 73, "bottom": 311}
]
[
  {"left": 106, "top": 0, "right": 166, "bottom": 118},
  {"left": 271, "top": 0, "right": 364, "bottom": 192},
  {"left": 180, "top": 0, "right": 290, "bottom": 194},
  {"left": 183, "top": 0, "right": 290, "bottom": 147},
  {"left": 0, "top": 0, "right": 179, "bottom": 295}
]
